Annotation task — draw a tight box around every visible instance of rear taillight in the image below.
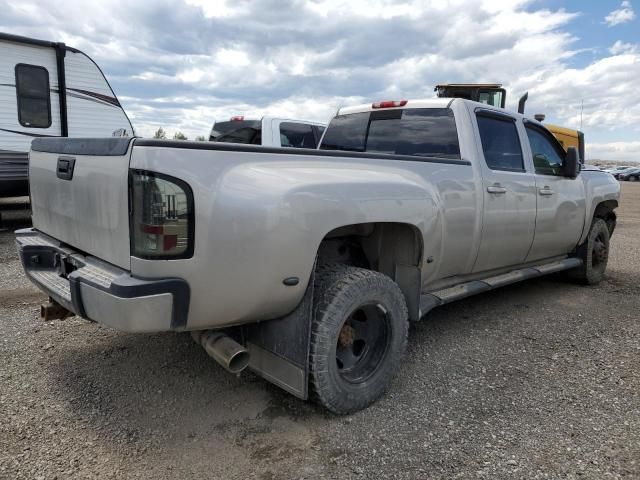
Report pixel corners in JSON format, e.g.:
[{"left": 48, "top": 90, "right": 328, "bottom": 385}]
[
  {"left": 130, "top": 170, "right": 194, "bottom": 259},
  {"left": 372, "top": 100, "right": 407, "bottom": 109}
]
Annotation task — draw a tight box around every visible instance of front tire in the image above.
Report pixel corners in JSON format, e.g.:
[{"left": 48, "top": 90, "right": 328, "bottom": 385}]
[
  {"left": 568, "top": 218, "right": 610, "bottom": 285},
  {"left": 309, "top": 264, "right": 408, "bottom": 414}
]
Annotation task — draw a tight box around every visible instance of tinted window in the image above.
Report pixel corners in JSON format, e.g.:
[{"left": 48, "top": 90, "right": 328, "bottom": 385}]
[
  {"left": 525, "top": 126, "right": 565, "bottom": 176},
  {"left": 279, "top": 122, "right": 317, "bottom": 148},
  {"left": 314, "top": 125, "right": 326, "bottom": 143},
  {"left": 320, "top": 108, "right": 460, "bottom": 159},
  {"left": 210, "top": 120, "right": 261, "bottom": 141},
  {"left": 476, "top": 114, "right": 524, "bottom": 171},
  {"left": 320, "top": 112, "right": 369, "bottom": 152},
  {"left": 15, "top": 64, "right": 51, "bottom": 128},
  {"left": 212, "top": 126, "right": 261, "bottom": 145}
]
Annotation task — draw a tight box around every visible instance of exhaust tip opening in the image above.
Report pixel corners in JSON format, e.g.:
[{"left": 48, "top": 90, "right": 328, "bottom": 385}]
[{"left": 227, "top": 350, "right": 250, "bottom": 374}]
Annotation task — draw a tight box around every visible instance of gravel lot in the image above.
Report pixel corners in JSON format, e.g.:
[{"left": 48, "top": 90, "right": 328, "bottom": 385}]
[{"left": 1, "top": 185, "right": 639, "bottom": 480}]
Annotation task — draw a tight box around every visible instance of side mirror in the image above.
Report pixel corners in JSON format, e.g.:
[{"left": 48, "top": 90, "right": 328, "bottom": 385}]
[{"left": 563, "top": 147, "right": 580, "bottom": 178}]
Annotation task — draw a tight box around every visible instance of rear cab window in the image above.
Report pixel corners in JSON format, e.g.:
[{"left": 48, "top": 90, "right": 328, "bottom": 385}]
[
  {"left": 210, "top": 120, "right": 262, "bottom": 144},
  {"left": 320, "top": 108, "right": 460, "bottom": 159}
]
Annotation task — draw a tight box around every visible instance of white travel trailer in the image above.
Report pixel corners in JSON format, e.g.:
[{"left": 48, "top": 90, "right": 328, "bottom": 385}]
[{"left": 0, "top": 32, "right": 133, "bottom": 197}]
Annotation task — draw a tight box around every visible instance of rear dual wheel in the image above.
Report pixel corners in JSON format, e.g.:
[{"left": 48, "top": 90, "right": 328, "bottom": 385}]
[{"left": 309, "top": 264, "right": 408, "bottom": 414}]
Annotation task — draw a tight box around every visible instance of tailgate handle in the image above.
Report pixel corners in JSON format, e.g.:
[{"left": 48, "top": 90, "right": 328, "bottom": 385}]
[{"left": 56, "top": 156, "right": 76, "bottom": 180}]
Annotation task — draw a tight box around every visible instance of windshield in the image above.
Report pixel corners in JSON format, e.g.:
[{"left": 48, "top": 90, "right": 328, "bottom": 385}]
[{"left": 320, "top": 108, "right": 460, "bottom": 158}]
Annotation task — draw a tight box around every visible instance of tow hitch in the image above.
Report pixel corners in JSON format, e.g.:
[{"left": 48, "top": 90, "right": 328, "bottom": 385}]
[{"left": 40, "top": 298, "right": 74, "bottom": 321}]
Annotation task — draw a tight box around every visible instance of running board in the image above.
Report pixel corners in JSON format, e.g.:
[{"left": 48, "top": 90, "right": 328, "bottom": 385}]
[{"left": 419, "top": 258, "right": 583, "bottom": 316}]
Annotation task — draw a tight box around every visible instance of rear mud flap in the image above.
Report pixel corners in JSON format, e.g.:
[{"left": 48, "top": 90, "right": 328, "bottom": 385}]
[{"left": 245, "top": 273, "right": 314, "bottom": 400}]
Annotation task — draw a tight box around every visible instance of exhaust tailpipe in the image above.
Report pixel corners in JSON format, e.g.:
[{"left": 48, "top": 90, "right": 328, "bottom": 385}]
[
  {"left": 191, "top": 330, "right": 250, "bottom": 374},
  {"left": 41, "top": 299, "right": 74, "bottom": 321}
]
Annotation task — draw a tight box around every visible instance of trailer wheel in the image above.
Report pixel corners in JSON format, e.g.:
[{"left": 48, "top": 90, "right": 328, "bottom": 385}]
[
  {"left": 568, "top": 218, "right": 610, "bottom": 285},
  {"left": 309, "top": 264, "right": 408, "bottom": 414}
]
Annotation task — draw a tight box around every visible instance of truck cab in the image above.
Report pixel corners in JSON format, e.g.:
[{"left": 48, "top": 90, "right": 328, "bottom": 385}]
[{"left": 209, "top": 116, "right": 326, "bottom": 148}]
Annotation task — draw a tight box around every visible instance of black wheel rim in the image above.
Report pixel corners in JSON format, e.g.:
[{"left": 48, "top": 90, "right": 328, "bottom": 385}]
[
  {"left": 592, "top": 232, "right": 608, "bottom": 269},
  {"left": 335, "top": 303, "right": 390, "bottom": 383}
]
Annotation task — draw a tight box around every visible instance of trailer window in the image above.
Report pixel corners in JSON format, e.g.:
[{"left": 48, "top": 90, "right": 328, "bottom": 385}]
[
  {"left": 15, "top": 64, "right": 51, "bottom": 128},
  {"left": 320, "top": 108, "right": 460, "bottom": 159}
]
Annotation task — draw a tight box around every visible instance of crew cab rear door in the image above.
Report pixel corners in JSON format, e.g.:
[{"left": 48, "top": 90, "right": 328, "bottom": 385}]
[
  {"left": 523, "top": 123, "right": 586, "bottom": 261},
  {"left": 472, "top": 110, "right": 537, "bottom": 273},
  {"left": 29, "top": 138, "right": 133, "bottom": 270}
]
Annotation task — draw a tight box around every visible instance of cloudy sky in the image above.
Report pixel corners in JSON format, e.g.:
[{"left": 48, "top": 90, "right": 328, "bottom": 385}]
[{"left": 2, "top": 0, "right": 639, "bottom": 160}]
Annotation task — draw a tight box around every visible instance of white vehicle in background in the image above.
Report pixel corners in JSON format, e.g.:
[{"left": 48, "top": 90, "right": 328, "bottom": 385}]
[
  {"left": 209, "top": 116, "right": 326, "bottom": 148},
  {"left": 0, "top": 32, "right": 133, "bottom": 197}
]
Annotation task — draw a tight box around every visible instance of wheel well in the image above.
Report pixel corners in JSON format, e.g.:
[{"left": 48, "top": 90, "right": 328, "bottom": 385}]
[
  {"left": 593, "top": 200, "right": 618, "bottom": 235},
  {"left": 316, "top": 223, "right": 423, "bottom": 320}
]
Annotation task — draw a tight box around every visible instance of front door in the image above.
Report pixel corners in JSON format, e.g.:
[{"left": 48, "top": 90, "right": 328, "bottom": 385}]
[
  {"left": 472, "top": 110, "right": 537, "bottom": 273},
  {"left": 523, "top": 124, "right": 586, "bottom": 261}
]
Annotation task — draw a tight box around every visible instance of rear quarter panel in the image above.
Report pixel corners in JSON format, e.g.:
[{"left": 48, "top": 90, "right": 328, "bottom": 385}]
[{"left": 128, "top": 144, "right": 479, "bottom": 329}]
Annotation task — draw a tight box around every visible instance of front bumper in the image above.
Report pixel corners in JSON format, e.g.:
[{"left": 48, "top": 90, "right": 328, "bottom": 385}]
[{"left": 16, "top": 228, "right": 190, "bottom": 332}]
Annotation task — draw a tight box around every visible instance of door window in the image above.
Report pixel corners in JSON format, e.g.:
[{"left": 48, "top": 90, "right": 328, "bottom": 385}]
[
  {"left": 525, "top": 125, "right": 565, "bottom": 176},
  {"left": 279, "top": 122, "right": 317, "bottom": 148},
  {"left": 476, "top": 113, "right": 524, "bottom": 172},
  {"left": 15, "top": 64, "right": 52, "bottom": 128}
]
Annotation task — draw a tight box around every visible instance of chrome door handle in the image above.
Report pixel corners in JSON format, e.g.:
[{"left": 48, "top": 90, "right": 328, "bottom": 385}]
[
  {"left": 539, "top": 187, "right": 554, "bottom": 196},
  {"left": 487, "top": 185, "right": 507, "bottom": 194}
]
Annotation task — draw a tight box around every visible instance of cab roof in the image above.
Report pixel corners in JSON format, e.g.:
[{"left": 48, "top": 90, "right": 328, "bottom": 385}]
[{"left": 338, "top": 98, "right": 453, "bottom": 116}]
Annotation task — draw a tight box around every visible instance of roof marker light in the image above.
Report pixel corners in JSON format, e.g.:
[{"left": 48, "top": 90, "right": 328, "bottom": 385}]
[
  {"left": 230, "top": 115, "right": 245, "bottom": 121},
  {"left": 372, "top": 100, "right": 408, "bottom": 109}
]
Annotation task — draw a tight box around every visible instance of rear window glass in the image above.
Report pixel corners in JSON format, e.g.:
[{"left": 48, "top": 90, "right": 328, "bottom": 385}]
[
  {"left": 320, "top": 108, "right": 460, "bottom": 159},
  {"left": 280, "top": 122, "right": 317, "bottom": 148},
  {"left": 210, "top": 120, "right": 261, "bottom": 142},
  {"left": 15, "top": 64, "right": 51, "bottom": 128}
]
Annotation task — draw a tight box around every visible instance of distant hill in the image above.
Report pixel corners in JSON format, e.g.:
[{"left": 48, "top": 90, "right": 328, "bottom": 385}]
[{"left": 587, "top": 159, "right": 639, "bottom": 168}]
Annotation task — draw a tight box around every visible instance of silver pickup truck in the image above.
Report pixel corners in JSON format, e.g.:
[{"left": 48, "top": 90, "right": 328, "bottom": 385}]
[{"left": 16, "top": 98, "right": 620, "bottom": 414}]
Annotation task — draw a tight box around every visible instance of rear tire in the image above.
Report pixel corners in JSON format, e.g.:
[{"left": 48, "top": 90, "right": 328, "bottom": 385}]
[
  {"left": 309, "top": 264, "right": 408, "bottom": 414},
  {"left": 630, "top": 176, "right": 637, "bottom": 182},
  {"left": 567, "top": 218, "right": 610, "bottom": 285}
]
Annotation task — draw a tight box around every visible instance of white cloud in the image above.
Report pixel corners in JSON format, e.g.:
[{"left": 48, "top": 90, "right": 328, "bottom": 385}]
[
  {"left": 604, "top": 1, "right": 636, "bottom": 26},
  {"left": 609, "top": 40, "right": 637, "bottom": 54},
  {"left": 1, "top": 0, "right": 638, "bottom": 160}
]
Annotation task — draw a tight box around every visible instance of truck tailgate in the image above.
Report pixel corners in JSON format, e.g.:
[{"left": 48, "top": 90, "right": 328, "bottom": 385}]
[{"left": 29, "top": 138, "right": 133, "bottom": 270}]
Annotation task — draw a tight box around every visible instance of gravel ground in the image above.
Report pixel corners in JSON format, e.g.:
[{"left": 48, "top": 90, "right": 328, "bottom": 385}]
[{"left": 1, "top": 185, "right": 639, "bottom": 480}]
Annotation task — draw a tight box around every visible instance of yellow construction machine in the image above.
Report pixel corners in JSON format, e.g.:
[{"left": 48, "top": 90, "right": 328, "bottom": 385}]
[{"left": 435, "top": 83, "right": 585, "bottom": 162}]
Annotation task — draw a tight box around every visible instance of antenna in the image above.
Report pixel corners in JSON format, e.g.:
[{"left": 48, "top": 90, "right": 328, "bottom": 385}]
[{"left": 580, "top": 99, "right": 584, "bottom": 131}]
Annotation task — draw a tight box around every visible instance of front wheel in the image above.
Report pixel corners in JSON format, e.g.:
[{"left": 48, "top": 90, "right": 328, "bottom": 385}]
[
  {"left": 309, "top": 264, "right": 408, "bottom": 414},
  {"left": 567, "top": 218, "right": 610, "bottom": 285}
]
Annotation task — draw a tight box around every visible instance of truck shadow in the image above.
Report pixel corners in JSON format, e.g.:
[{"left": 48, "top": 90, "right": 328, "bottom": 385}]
[{"left": 48, "top": 328, "right": 322, "bottom": 447}]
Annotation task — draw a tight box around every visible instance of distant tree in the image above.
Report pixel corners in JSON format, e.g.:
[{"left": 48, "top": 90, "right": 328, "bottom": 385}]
[
  {"left": 195, "top": 135, "right": 206, "bottom": 141},
  {"left": 173, "top": 131, "right": 188, "bottom": 140},
  {"left": 153, "top": 127, "right": 166, "bottom": 139}
]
